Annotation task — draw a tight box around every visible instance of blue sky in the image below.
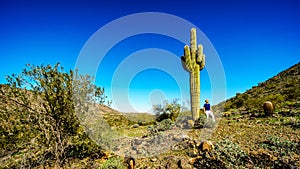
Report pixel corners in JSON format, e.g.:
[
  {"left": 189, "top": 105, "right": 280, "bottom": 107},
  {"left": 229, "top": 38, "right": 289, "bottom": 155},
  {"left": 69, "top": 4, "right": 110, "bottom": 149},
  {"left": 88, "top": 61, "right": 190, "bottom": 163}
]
[{"left": 1, "top": 0, "right": 299, "bottom": 112}]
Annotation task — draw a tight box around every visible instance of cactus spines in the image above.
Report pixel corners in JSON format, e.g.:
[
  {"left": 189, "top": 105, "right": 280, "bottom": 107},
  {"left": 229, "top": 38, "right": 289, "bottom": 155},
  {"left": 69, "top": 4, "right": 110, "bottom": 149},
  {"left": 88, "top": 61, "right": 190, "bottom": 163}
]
[{"left": 181, "top": 28, "right": 205, "bottom": 121}]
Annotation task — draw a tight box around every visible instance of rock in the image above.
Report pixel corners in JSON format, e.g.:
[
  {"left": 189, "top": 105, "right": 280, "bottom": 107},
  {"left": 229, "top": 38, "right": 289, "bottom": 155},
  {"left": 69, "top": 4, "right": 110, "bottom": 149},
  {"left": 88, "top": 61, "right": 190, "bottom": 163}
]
[
  {"left": 187, "top": 120, "right": 194, "bottom": 128},
  {"left": 124, "top": 156, "right": 135, "bottom": 169},
  {"left": 132, "top": 123, "right": 139, "bottom": 128},
  {"left": 130, "top": 150, "right": 137, "bottom": 155},
  {"left": 270, "top": 156, "right": 278, "bottom": 161},
  {"left": 137, "top": 148, "right": 147, "bottom": 155},
  {"left": 188, "top": 140, "right": 196, "bottom": 148},
  {"left": 181, "top": 134, "right": 190, "bottom": 141},
  {"left": 187, "top": 148, "right": 198, "bottom": 157},
  {"left": 162, "top": 156, "right": 181, "bottom": 169},
  {"left": 166, "top": 161, "right": 179, "bottom": 169},
  {"left": 150, "top": 157, "right": 157, "bottom": 162},
  {"left": 173, "top": 135, "right": 183, "bottom": 142},
  {"left": 201, "top": 141, "right": 214, "bottom": 151},
  {"left": 188, "top": 158, "right": 196, "bottom": 165},
  {"left": 178, "top": 159, "right": 191, "bottom": 169},
  {"left": 171, "top": 144, "right": 182, "bottom": 151},
  {"left": 129, "top": 160, "right": 135, "bottom": 169},
  {"left": 240, "top": 110, "right": 248, "bottom": 115},
  {"left": 204, "top": 152, "right": 211, "bottom": 158},
  {"left": 195, "top": 140, "right": 201, "bottom": 147},
  {"left": 133, "top": 138, "right": 143, "bottom": 145}
]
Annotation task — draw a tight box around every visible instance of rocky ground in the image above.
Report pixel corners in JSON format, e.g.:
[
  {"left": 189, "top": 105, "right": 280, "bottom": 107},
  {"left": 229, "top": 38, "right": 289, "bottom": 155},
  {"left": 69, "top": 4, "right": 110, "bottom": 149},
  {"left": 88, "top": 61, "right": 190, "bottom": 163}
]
[{"left": 92, "top": 109, "right": 299, "bottom": 169}]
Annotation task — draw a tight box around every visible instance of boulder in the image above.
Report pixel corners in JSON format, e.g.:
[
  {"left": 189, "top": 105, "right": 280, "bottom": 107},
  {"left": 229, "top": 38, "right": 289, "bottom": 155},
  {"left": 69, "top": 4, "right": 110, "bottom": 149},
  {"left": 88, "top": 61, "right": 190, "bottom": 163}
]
[
  {"left": 188, "top": 158, "right": 196, "bottom": 165},
  {"left": 178, "top": 159, "right": 192, "bottom": 169},
  {"left": 187, "top": 120, "right": 194, "bottom": 128},
  {"left": 124, "top": 156, "right": 135, "bottom": 169},
  {"left": 201, "top": 141, "right": 214, "bottom": 151}
]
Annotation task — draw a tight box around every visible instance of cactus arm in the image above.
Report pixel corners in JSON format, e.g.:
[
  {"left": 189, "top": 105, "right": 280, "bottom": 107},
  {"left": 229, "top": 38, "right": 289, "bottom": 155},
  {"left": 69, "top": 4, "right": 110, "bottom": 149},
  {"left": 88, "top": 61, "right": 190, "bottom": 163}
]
[
  {"left": 196, "top": 45, "right": 203, "bottom": 64},
  {"left": 200, "top": 54, "right": 205, "bottom": 70},
  {"left": 183, "top": 45, "right": 192, "bottom": 72},
  {"left": 197, "top": 44, "right": 205, "bottom": 70}
]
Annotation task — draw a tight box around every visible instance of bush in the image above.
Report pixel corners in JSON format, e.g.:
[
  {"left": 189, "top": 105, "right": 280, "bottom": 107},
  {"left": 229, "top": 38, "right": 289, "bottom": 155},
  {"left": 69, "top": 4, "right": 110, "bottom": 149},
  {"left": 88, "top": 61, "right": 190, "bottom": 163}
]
[
  {"left": 147, "top": 119, "right": 174, "bottom": 136},
  {"left": 0, "top": 63, "right": 108, "bottom": 168},
  {"left": 194, "top": 113, "right": 207, "bottom": 128},
  {"left": 153, "top": 99, "right": 181, "bottom": 122},
  {"left": 250, "top": 135, "right": 299, "bottom": 168},
  {"left": 99, "top": 157, "right": 125, "bottom": 169},
  {"left": 260, "top": 135, "right": 298, "bottom": 156},
  {"left": 215, "top": 139, "right": 249, "bottom": 167},
  {"left": 194, "top": 139, "right": 250, "bottom": 168}
]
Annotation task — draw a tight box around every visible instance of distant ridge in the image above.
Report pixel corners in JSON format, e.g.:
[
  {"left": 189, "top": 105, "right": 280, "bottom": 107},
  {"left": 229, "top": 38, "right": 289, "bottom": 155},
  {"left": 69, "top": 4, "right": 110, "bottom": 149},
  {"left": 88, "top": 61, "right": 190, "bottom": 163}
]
[{"left": 98, "top": 104, "right": 120, "bottom": 115}]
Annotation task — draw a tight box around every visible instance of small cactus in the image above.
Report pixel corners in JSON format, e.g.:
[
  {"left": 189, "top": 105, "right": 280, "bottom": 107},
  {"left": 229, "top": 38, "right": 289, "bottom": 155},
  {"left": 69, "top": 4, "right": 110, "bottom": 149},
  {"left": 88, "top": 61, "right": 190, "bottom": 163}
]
[
  {"left": 263, "top": 101, "right": 274, "bottom": 116},
  {"left": 181, "top": 28, "right": 205, "bottom": 121}
]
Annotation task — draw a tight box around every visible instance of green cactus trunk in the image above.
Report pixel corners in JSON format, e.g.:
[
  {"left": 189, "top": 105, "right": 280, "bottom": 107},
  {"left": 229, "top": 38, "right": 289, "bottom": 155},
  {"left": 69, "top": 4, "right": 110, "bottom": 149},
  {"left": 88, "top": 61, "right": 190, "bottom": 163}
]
[
  {"left": 190, "top": 68, "right": 200, "bottom": 120},
  {"left": 181, "top": 28, "right": 205, "bottom": 121}
]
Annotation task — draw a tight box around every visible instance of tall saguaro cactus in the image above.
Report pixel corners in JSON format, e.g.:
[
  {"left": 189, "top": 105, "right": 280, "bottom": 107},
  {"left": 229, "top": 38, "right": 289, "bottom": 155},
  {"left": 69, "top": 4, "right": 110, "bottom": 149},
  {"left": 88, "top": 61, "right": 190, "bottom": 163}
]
[{"left": 181, "top": 28, "right": 205, "bottom": 121}]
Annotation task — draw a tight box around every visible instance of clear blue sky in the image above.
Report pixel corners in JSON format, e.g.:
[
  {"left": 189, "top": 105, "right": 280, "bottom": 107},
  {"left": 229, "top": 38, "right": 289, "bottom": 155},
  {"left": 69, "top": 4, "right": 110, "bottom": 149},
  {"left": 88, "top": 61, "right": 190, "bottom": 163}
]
[{"left": 1, "top": 0, "right": 299, "bottom": 112}]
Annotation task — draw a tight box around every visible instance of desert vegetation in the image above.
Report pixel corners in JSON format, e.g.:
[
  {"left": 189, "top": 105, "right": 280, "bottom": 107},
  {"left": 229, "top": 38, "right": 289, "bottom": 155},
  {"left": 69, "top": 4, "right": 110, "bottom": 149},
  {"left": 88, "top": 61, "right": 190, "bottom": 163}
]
[
  {"left": 0, "top": 63, "right": 107, "bottom": 168},
  {"left": 0, "top": 62, "right": 299, "bottom": 168}
]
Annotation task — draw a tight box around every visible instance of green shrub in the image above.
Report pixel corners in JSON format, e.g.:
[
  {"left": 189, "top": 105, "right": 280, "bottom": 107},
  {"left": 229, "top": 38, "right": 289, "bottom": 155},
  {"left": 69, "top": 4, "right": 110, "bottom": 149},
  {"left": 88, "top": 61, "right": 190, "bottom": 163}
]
[
  {"left": 215, "top": 139, "right": 249, "bottom": 167},
  {"left": 194, "top": 113, "right": 206, "bottom": 128},
  {"left": 194, "top": 113, "right": 215, "bottom": 128},
  {"left": 99, "top": 157, "right": 125, "bottom": 169},
  {"left": 0, "top": 63, "right": 109, "bottom": 168},
  {"left": 251, "top": 135, "right": 299, "bottom": 168},
  {"left": 260, "top": 135, "right": 298, "bottom": 156},
  {"left": 147, "top": 119, "right": 174, "bottom": 136},
  {"left": 194, "top": 139, "right": 249, "bottom": 168},
  {"left": 153, "top": 99, "right": 181, "bottom": 122}
]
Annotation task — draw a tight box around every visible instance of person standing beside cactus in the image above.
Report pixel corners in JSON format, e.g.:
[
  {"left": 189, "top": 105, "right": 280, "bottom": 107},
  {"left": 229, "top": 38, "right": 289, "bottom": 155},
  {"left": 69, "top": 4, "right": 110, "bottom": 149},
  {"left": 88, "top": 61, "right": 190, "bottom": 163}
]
[{"left": 203, "top": 99, "right": 215, "bottom": 122}]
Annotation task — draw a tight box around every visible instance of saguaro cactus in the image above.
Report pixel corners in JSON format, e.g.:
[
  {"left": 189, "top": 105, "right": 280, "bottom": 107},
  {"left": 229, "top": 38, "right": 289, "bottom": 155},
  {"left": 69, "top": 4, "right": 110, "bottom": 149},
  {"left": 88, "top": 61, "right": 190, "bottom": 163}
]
[{"left": 181, "top": 28, "right": 205, "bottom": 121}]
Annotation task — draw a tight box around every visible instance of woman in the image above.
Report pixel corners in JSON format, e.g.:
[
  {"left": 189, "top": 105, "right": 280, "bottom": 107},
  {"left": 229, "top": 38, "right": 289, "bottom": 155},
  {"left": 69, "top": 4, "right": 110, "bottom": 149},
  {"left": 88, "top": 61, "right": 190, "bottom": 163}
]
[{"left": 203, "top": 99, "right": 215, "bottom": 122}]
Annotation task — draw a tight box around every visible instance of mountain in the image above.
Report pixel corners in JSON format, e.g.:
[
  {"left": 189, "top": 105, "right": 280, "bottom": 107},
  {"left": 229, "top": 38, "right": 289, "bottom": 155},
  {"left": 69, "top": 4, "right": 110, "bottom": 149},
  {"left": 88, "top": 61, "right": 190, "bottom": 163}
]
[{"left": 214, "top": 62, "right": 300, "bottom": 114}]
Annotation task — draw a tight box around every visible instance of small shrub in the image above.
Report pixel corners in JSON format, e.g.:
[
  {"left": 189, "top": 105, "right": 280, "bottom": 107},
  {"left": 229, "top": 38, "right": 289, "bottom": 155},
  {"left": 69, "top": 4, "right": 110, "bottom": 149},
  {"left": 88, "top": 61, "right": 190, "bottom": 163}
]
[
  {"left": 194, "top": 139, "right": 250, "bottom": 168},
  {"left": 194, "top": 113, "right": 206, "bottom": 128},
  {"left": 260, "top": 135, "right": 298, "bottom": 155},
  {"left": 215, "top": 139, "right": 249, "bottom": 167},
  {"left": 99, "top": 157, "right": 125, "bottom": 169},
  {"left": 147, "top": 119, "right": 174, "bottom": 136},
  {"left": 248, "top": 135, "right": 300, "bottom": 168},
  {"left": 153, "top": 99, "right": 181, "bottom": 122},
  {"left": 194, "top": 113, "right": 215, "bottom": 128}
]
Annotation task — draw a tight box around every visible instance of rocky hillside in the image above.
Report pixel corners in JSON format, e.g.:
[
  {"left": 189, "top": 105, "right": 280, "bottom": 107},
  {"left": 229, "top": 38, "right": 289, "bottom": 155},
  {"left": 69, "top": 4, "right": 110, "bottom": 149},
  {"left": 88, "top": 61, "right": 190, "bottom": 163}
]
[{"left": 215, "top": 62, "right": 300, "bottom": 114}]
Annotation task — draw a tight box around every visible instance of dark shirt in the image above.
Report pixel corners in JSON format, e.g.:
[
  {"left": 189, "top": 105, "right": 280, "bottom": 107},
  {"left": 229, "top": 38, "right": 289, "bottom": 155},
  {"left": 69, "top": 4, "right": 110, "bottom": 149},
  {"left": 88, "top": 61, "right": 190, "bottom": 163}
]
[{"left": 204, "top": 103, "right": 210, "bottom": 111}]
